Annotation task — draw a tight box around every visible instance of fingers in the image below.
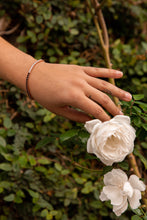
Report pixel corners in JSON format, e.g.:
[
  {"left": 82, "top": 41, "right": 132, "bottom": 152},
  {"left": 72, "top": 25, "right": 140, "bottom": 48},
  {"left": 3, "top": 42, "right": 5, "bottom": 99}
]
[
  {"left": 73, "top": 96, "right": 111, "bottom": 121},
  {"left": 87, "top": 77, "right": 132, "bottom": 101},
  {"left": 86, "top": 86, "right": 123, "bottom": 117},
  {"left": 54, "top": 106, "right": 92, "bottom": 123},
  {"left": 83, "top": 66, "right": 123, "bottom": 78}
]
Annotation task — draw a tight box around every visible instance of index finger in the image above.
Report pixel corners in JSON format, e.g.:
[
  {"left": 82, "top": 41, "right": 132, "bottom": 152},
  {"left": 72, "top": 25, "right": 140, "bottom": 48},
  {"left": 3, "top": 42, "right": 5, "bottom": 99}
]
[{"left": 82, "top": 66, "right": 123, "bottom": 78}]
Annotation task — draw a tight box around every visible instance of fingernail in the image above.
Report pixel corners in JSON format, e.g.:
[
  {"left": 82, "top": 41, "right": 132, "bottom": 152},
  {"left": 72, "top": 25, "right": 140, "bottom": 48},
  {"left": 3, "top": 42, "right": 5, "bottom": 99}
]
[
  {"left": 125, "top": 93, "right": 132, "bottom": 101},
  {"left": 116, "top": 71, "right": 123, "bottom": 76}
]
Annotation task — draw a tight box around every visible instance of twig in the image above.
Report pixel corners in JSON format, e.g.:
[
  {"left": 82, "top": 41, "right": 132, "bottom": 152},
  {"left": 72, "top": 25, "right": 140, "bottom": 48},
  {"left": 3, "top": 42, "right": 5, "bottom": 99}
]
[
  {"left": 128, "top": 153, "right": 141, "bottom": 178},
  {"left": 0, "top": 24, "right": 19, "bottom": 36},
  {"left": 89, "top": 0, "right": 121, "bottom": 109}
]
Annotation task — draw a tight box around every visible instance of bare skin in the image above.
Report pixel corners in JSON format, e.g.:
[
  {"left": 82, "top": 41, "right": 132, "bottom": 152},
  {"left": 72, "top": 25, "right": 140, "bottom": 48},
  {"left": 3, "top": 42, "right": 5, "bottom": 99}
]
[{"left": 0, "top": 37, "right": 132, "bottom": 122}]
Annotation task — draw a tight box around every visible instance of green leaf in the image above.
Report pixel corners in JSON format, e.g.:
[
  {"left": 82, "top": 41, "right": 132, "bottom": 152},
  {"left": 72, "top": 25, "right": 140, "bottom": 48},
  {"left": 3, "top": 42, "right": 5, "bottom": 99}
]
[
  {"left": 142, "top": 61, "right": 147, "bottom": 72},
  {"left": 142, "top": 124, "right": 147, "bottom": 131},
  {"left": 38, "top": 157, "right": 51, "bottom": 165},
  {"left": 134, "top": 149, "right": 147, "bottom": 169},
  {"left": 18, "top": 155, "right": 28, "bottom": 168},
  {"left": 131, "top": 215, "right": 142, "bottom": 220},
  {"left": 49, "top": 56, "right": 57, "bottom": 63},
  {"left": 27, "top": 30, "right": 37, "bottom": 43},
  {"left": 0, "top": 136, "right": 6, "bottom": 147},
  {"left": 0, "top": 163, "right": 12, "bottom": 171},
  {"left": 7, "top": 129, "right": 16, "bottom": 137},
  {"left": 35, "top": 166, "right": 47, "bottom": 173},
  {"left": 60, "top": 129, "right": 78, "bottom": 142},
  {"left": 0, "top": 128, "right": 6, "bottom": 136},
  {"left": 81, "top": 181, "right": 94, "bottom": 194},
  {"left": 3, "top": 117, "right": 12, "bottom": 129},
  {"left": 75, "top": 177, "right": 86, "bottom": 184},
  {"left": 14, "top": 195, "right": 23, "bottom": 203},
  {"left": 61, "top": 169, "right": 70, "bottom": 175},
  {"left": 36, "top": 137, "right": 51, "bottom": 149},
  {"left": 25, "top": 122, "right": 34, "bottom": 129},
  {"left": 133, "top": 117, "right": 142, "bottom": 127},
  {"left": 16, "top": 190, "right": 25, "bottom": 198},
  {"left": 132, "top": 106, "right": 142, "bottom": 114},
  {"left": 28, "top": 190, "right": 39, "bottom": 199},
  {"left": 41, "top": 209, "right": 48, "bottom": 217},
  {"left": 141, "top": 142, "right": 147, "bottom": 149},
  {"left": 0, "top": 181, "right": 12, "bottom": 189},
  {"left": 64, "top": 198, "right": 71, "bottom": 207},
  {"left": 131, "top": 208, "right": 144, "bottom": 216},
  {"left": 135, "top": 101, "right": 147, "bottom": 111},
  {"left": 50, "top": 210, "right": 58, "bottom": 216},
  {"left": 70, "top": 28, "right": 79, "bottom": 35},
  {"left": 1, "top": 153, "right": 13, "bottom": 161},
  {"left": 90, "top": 200, "right": 102, "bottom": 209},
  {"left": 55, "top": 163, "right": 62, "bottom": 171},
  {"left": 118, "top": 161, "right": 129, "bottom": 171},
  {"left": 133, "top": 94, "right": 144, "bottom": 100},
  {"left": 43, "top": 113, "right": 56, "bottom": 122},
  {"left": 28, "top": 155, "right": 36, "bottom": 166},
  {"left": 36, "top": 15, "right": 43, "bottom": 24},
  {"left": 4, "top": 194, "right": 15, "bottom": 202}
]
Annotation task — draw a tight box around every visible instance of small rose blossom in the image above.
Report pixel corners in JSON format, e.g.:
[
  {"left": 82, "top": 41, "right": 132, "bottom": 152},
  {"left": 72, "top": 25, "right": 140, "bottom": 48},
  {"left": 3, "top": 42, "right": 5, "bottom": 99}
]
[
  {"left": 99, "top": 169, "right": 146, "bottom": 216},
  {"left": 84, "top": 115, "right": 136, "bottom": 166}
]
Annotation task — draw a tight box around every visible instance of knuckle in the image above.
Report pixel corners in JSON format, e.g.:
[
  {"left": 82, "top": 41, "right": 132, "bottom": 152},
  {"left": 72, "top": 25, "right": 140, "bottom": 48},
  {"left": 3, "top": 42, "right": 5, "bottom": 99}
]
[
  {"left": 73, "top": 79, "right": 86, "bottom": 90},
  {"left": 101, "top": 80, "right": 108, "bottom": 88},
  {"left": 94, "top": 107, "right": 103, "bottom": 117},
  {"left": 102, "top": 94, "right": 110, "bottom": 105}
]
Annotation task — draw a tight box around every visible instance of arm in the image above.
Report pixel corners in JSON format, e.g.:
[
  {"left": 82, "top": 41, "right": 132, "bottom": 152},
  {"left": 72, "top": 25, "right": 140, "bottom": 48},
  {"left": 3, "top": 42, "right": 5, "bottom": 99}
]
[{"left": 0, "top": 37, "right": 132, "bottom": 122}]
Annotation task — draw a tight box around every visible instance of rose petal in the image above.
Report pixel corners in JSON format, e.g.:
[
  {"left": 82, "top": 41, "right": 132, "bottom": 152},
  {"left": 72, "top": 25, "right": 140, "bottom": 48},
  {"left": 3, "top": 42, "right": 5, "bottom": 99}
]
[
  {"left": 84, "top": 119, "right": 101, "bottom": 133},
  {"left": 99, "top": 191, "right": 108, "bottom": 201},
  {"left": 123, "top": 181, "right": 133, "bottom": 198},
  {"left": 87, "top": 137, "right": 94, "bottom": 154},
  {"left": 103, "top": 186, "right": 123, "bottom": 206},
  {"left": 104, "top": 169, "right": 128, "bottom": 186},
  {"left": 128, "top": 189, "right": 141, "bottom": 209},
  {"left": 129, "top": 175, "right": 146, "bottom": 192},
  {"left": 113, "top": 196, "right": 128, "bottom": 216},
  {"left": 112, "top": 115, "right": 131, "bottom": 124}
]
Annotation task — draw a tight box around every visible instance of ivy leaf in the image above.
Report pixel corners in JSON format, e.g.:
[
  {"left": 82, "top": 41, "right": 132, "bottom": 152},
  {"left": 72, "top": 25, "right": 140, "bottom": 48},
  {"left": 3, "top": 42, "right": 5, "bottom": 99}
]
[
  {"left": 55, "top": 163, "right": 62, "bottom": 172},
  {"left": 142, "top": 124, "right": 147, "bottom": 131},
  {"left": 36, "top": 137, "right": 52, "bottom": 149},
  {"left": 38, "top": 157, "right": 51, "bottom": 165},
  {"left": 4, "top": 193, "right": 15, "bottom": 202},
  {"left": 134, "top": 149, "right": 147, "bottom": 169},
  {"left": 0, "top": 163, "right": 12, "bottom": 171},
  {"left": 0, "top": 136, "right": 6, "bottom": 147},
  {"left": 133, "top": 94, "right": 144, "bottom": 100},
  {"left": 131, "top": 215, "right": 142, "bottom": 220},
  {"left": 3, "top": 117, "right": 12, "bottom": 129},
  {"left": 60, "top": 129, "right": 78, "bottom": 142},
  {"left": 28, "top": 190, "right": 39, "bottom": 199}
]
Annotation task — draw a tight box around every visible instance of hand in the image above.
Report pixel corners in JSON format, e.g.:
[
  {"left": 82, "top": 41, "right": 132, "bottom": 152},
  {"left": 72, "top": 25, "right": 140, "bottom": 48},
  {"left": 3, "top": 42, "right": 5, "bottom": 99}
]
[{"left": 29, "top": 62, "right": 132, "bottom": 122}]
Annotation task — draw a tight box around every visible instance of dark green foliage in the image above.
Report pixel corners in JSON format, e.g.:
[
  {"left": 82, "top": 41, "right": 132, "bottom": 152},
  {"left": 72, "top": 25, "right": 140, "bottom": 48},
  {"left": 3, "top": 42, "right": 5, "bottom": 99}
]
[{"left": 0, "top": 0, "right": 147, "bottom": 219}]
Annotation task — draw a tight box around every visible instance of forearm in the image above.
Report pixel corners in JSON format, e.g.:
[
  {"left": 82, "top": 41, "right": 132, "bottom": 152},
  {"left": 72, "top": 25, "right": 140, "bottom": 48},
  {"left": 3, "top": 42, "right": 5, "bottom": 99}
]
[{"left": 0, "top": 37, "right": 36, "bottom": 91}]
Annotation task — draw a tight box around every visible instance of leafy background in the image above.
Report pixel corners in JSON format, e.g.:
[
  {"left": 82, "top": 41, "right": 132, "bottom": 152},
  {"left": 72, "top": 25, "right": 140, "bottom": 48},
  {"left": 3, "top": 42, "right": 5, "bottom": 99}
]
[{"left": 0, "top": 0, "right": 147, "bottom": 219}]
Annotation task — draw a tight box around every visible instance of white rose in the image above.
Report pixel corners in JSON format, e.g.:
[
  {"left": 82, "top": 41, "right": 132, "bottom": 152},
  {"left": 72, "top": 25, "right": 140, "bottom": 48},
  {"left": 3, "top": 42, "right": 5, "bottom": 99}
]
[
  {"left": 99, "top": 169, "right": 146, "bottom": 216},
  {"left": 84, "top": 115, "right": 136, "bottom": 166}
]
